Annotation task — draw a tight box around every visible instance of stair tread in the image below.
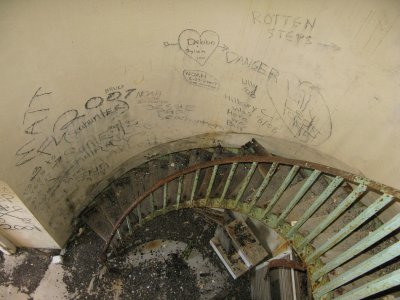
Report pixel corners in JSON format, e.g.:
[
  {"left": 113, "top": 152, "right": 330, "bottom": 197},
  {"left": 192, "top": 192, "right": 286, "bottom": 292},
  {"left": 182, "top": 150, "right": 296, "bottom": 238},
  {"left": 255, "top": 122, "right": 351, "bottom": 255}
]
[
  {"left": 197, "top": 147, "right": 237, "bottom": 198},
  {"left": 297, "top": 205, "right": 366, "bottom": 236},
  {"left": 329, "top": 265, "right": 377, "bottom": 289},
  {"left": 241, "top": 138, "right": 270, "bottom": 155},
  {"left": 147, "top": 159, "right": 169, "bottom": 208},
  {"left": 182, "top": 149, "right": 214, "bottom": 200},
  {"left": 284, "top": 178, "right": 331, "bottom": 215},
  {"left": 272, "top": 179, "right": 308, "bottom": 214},
  {"left": 147, "top": 159, "right": 168, "bottom": 186},
  {"left": 225, "top": 219, "right": 269, "bottom": 267},
  {"left": 210, "top": 236, "right": 248, "bottom": 279},
  {"left": 112, "top": 176, "right": 134, "bottom": 210},
  {"left": 197, "top": 149, "right": 222, "bottom": 197},
  {"left": 83, "top": 208, "right": 113, "bottom": 241},
  {"left": 312, "top": 230, "right": 370, "bottom": 252},
  {"left": 289, "top": 195, "right": 327, "bottom": 220},
  {"left": 320, "top": 250, "right": 372, "bottom": 268},
  {"left": 97, "top": 190, "right": 124, "bottom": 223},
  {"left": 256, "top": 165, "right": 301, "bottom": 208}
]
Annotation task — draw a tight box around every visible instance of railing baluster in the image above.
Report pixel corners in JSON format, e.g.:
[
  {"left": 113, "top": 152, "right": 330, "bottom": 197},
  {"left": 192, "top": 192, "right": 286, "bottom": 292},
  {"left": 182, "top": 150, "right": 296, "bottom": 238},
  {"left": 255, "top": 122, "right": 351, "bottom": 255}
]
[
  {"left": 219, "top": 163, "right": 238, "bottom": 204},
  {"left": 176, "top": 176, "right": 183, "bottom": 209},
  {"left": 314, "top": 240, "right": 400, "bottom": 299},
  {"left": 116, "top": 229, "right": 123, "bottom": 242},
  {"left": 149, "top": 192, "right": 155, "bottom": 215},
  {"left": 306, "top": 194, "right": 393, "bottom": 263},
  {"left": 248, "top": 162, "right": 278, "bottom": 211},
  {"left": 190, "top": 169, "right": 200, "bottom": 206},
  {"left": 206, "top": 165, "right": 219, "bottom": 204},
  {"left": 137, "top": 205, "right": 142, "bottom": 226},
  {"left": 288, "top": 176, "right": 343, "bottom": 237},
  {"left": 234, "top": 162, "right": 258, "bottom": 207},
  {"left": 298, "top": 184, "right": 367, "bottom": 250},
  {"left": 163, "top": 184, "right": 167, "bottom": 212},
  {"left": 312, "top": 213, "right": 400, "bottom": 281},
  {"left": 263, "top": 165, "right": 300, "bottom": 217},
  {"left": 276, "top": 170, "right": 321, "bottom": 225},
  {"left": 333, "top": 269, "right": 400, "bottom": 300},
  {"left": 125, "top": 215, "right": 133, "bottom": 234}
]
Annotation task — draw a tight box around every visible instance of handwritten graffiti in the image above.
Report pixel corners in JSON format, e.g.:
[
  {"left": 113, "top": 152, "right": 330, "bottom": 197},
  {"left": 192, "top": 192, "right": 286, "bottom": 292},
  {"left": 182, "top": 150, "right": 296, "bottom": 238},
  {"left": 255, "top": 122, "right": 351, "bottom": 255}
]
[
  {"left": 23, "top": 87, "right": 52, "bottom": 136},
  {"left": 266, "top": 73, "right": 332, "bottom": 145},
  {"left": 183, "top": 70, "right": 220, "bottom": 89},
  {"left": 242, "top": 78, "right": 258, "bottom": 98},
  {"left": 0, "top": 224, "right": 41, "bottom": 231},
  {"left": 178, "top": 29, "right": 220, "bottom": 66},
  {"left": 0, "top": 206, "right": 30, "bottom": 224},
  {"left": 0, "top": 188, "right": 42, "bottom": 232},
  {"left": 224, "top": 93, "right": 281, "bottom": 133},
  {"left": 162, "top": 29, "right": 332, "bottom": 143},
  {"left": 256, "top": 109, "right": 281, "bottom": 134},
  {"left": 225, "top": 51, "right": 280, "bottom": 83},
  {"left": 251, "top": 11, "right": 316, "bottom": 46},
  {"left": 146, "top": 101, "right": 195, "bottom": 121},
  {"left": 15, "top": 88, "right": 136, "bottom": 167},
  {"left": 15, "top": 85, "right": 160, "bottom": 218}
]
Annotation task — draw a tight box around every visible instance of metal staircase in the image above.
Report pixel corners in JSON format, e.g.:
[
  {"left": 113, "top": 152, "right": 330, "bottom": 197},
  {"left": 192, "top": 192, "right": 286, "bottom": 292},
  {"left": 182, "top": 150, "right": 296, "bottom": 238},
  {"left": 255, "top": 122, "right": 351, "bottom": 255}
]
[{"left": 82, "top": 140, "right": 400, "bottom": 299}]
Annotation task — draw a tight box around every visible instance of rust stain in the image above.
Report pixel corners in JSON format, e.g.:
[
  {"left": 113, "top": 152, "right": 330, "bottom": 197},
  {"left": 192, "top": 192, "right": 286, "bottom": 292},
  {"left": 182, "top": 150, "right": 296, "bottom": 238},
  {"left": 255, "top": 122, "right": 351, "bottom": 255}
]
[
  {"left": 273, "top": 241, "right": 290, "bottom": 256},
  {"left": 144, "top": 239, "right": 162, "bottom": 250}
]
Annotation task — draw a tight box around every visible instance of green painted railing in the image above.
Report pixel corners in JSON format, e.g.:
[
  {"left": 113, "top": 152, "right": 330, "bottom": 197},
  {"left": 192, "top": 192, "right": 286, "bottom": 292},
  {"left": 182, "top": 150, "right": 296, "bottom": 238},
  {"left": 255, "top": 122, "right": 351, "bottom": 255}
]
[{"left": 101, "top": 155, "right": 400, "bottom": 299}]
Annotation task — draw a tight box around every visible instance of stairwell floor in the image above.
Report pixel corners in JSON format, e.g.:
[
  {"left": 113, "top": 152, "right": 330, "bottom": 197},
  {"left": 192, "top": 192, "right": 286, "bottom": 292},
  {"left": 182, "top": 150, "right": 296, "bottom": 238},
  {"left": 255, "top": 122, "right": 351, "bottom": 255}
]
[{"left": 0, "top": 209, "right": 251, "bottom": 299}]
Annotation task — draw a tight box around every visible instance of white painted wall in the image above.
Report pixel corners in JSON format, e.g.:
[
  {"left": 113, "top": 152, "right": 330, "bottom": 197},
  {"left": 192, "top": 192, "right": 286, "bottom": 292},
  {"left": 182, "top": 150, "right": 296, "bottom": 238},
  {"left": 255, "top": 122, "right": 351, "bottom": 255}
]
[{"left": 0, "top": 0, "right": 399, "bottom": 246}]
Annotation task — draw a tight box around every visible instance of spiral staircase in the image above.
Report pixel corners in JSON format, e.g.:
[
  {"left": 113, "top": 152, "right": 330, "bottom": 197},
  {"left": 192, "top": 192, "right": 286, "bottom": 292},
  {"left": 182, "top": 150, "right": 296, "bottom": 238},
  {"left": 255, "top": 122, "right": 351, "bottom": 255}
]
[{"left": 81, "top": 139, "right": 400, "bottom": 299}]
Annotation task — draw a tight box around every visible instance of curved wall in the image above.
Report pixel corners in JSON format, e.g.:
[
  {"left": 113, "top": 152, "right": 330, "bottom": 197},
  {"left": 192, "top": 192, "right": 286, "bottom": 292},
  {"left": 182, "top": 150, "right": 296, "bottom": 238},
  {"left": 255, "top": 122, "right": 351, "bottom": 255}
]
[{"left": 0, "top": 0, "right": 399, "bottom": 246}]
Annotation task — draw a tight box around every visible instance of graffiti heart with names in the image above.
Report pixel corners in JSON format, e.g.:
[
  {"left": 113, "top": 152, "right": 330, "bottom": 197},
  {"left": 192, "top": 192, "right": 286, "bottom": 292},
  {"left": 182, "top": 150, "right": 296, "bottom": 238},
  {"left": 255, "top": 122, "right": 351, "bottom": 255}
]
[{"left": 178, "top": 29, "right": 220, "bottom": 66}]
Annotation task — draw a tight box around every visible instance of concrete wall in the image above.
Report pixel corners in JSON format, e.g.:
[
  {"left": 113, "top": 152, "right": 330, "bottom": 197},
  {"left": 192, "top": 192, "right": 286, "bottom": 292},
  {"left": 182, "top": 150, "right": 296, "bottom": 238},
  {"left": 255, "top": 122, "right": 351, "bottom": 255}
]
[{"left": 0, "top": 0, "right": 399, "bottom": 247}]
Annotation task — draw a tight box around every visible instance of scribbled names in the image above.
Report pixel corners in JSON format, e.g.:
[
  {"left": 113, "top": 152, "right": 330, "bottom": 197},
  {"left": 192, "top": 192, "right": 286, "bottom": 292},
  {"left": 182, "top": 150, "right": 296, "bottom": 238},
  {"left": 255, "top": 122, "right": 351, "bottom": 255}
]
[
  {"left": 183, "top": 70, "right": 220, "bottom": 90},
  {"left": 225, "top": 93, "right": 281, "bottom": 133},
  {"left": 178, "top": 29, "right": 220, "bottom": 66},
  {"left": 0, "top": 184, "right": 42, "bottom": 232},
  {"left": 251, "top": 11, "right": 316, "bottom": 46},
  {"left": 17, "top": 86, "right": 163, "bottom": 212}
]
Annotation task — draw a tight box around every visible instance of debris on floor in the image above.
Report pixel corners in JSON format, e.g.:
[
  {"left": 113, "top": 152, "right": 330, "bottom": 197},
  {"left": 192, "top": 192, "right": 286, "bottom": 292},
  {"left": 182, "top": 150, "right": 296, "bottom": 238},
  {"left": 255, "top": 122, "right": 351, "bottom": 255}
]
[{"left": 0, "top": 209, "right": 251, "bottom": 299}]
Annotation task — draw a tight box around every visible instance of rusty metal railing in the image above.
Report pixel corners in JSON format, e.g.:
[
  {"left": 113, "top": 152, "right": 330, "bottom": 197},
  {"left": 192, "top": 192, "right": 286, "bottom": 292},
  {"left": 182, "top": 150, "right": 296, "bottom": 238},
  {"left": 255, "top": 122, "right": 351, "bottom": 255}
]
[{"left": 101, "top": 155, "right": 400, "bottom": 300}]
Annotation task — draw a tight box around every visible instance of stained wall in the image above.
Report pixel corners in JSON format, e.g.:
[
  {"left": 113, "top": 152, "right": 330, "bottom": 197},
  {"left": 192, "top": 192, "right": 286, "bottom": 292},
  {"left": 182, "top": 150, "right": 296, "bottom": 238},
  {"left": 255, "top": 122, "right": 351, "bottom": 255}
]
[{"left": 0, "top": 0, "right": 399, "bottom": 246}]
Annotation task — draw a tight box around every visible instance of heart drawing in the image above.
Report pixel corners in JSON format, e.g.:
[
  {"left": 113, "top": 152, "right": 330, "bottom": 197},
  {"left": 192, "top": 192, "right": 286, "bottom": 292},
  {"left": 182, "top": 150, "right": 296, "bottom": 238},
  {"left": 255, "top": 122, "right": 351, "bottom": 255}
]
[{"left": 178, "top": 29, "right": 220, "bottom": 66}]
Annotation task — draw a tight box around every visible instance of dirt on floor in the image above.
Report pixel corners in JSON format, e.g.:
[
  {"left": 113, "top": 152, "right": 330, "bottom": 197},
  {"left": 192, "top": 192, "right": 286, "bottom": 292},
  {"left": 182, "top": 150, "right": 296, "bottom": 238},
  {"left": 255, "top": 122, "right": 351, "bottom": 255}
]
[{"left": 0, "top": 209, "right": 251, "bottom": 299}]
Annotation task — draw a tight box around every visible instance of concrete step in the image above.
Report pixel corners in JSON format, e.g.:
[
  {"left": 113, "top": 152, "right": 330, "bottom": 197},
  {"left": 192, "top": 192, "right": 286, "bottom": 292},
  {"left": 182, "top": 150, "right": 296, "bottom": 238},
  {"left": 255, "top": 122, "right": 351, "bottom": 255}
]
[
  {"left": 224, "top": 219, "right": 269, "bottom": 268},
  {"left": 210, "top": 236, "right": 248, "bottom": 279},
  {"left": 83, "top": 207, "right": 113, "bottom": 241}
]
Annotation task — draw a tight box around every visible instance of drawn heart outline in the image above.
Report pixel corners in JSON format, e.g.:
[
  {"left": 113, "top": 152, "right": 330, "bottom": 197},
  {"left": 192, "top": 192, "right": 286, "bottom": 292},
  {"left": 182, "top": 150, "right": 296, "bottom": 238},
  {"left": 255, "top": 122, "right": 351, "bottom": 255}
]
[{"left": 178, "top": 29, "right": 220, "bottom": 66}]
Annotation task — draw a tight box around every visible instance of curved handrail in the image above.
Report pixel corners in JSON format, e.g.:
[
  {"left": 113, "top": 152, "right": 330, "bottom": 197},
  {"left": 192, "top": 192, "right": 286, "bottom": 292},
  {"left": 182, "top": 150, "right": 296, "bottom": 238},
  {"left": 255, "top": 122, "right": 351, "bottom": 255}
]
[{"left": 102, "top": 154, "right": 400, "bottom": 258}]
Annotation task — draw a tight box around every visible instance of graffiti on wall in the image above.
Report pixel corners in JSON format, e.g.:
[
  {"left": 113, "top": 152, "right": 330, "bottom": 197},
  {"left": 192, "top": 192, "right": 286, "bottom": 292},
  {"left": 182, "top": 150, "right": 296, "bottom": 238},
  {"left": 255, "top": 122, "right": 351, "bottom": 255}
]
[
  {"left": 0, "top": 183, "right": 43, "bottom": 232},
  {"left": 164, "top": 28, "right": 333, "bottom": 145}
]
